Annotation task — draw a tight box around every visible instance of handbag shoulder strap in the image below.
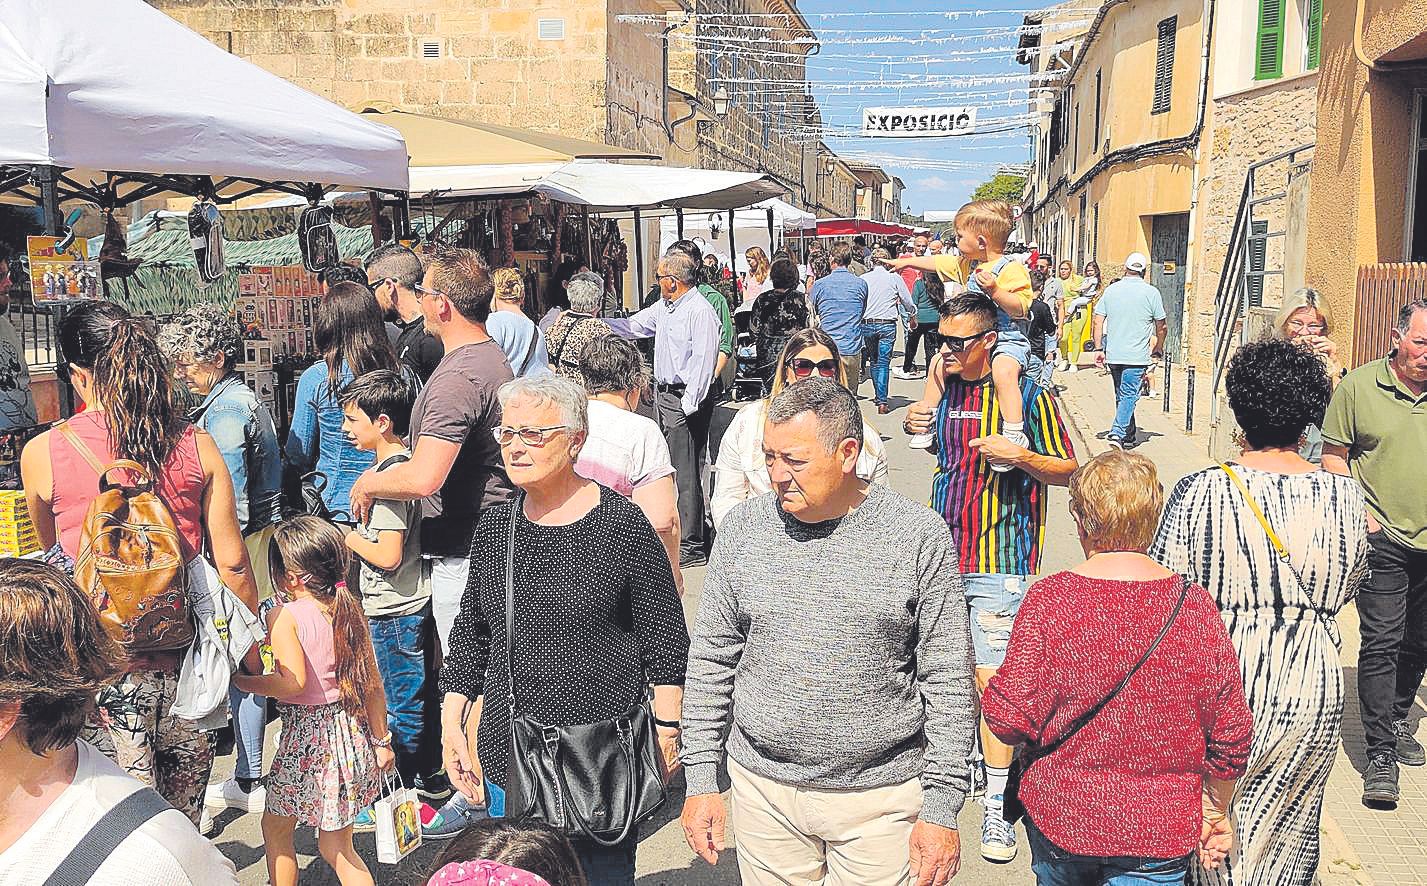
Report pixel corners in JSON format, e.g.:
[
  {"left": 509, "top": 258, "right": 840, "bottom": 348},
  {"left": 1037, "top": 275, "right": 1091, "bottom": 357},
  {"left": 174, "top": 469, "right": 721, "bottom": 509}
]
[
  {"left": 43, "top": 787, "right": 169, "bottom": 886},
  {"left": 504, "top": 495, "right": 521, "bottom": 713},
  {"left": 1031, "top": 577, "right": 1190, "bottom": 761},
  {"left": 1218, "top": 463, "right": 1289, "bottom": 561}
]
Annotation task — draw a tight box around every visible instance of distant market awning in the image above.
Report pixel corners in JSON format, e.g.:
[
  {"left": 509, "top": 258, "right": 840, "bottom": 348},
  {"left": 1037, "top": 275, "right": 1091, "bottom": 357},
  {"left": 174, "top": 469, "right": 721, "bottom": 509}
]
[
  {"left": 360, "top": 105, "right": 657, "bottom": 167},
  {"left": 534, "top": 160, "right": 785, "bottom": 212},
  {"left": 0, "top": 0, "right": 410, "bottom": 206},
  {"left": 810, "top": 218, "right": 922, "bottom": 238}
]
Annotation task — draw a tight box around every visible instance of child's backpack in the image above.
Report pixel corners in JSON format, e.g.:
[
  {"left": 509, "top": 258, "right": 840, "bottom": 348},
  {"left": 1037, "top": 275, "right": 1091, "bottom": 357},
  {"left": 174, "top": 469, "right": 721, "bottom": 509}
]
[{"left": 58, "top": 423, "right": 195, "bottom": 652}]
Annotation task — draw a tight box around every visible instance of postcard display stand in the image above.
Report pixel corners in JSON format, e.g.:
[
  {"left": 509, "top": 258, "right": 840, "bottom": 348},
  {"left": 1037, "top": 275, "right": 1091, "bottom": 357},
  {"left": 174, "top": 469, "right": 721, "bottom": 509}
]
[{"left": 235, "top": 266, "right": 320, "bottom": 419}]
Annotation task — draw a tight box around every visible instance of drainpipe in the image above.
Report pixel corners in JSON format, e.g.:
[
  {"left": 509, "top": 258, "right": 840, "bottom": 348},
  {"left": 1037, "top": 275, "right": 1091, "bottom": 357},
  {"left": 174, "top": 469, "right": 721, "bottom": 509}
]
[
  {"left": 661, "top": 11, "right": 695, "bottom": 143},
  {"left": 1180, "top": 0, "right": 1217, "bottom": 366}
]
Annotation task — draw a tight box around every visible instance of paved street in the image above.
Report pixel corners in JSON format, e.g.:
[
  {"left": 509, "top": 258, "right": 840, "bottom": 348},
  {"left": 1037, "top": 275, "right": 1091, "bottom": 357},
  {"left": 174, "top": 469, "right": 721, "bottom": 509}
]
[{"left": 210, "top": 358, "right": 1421, "bottom": 884}]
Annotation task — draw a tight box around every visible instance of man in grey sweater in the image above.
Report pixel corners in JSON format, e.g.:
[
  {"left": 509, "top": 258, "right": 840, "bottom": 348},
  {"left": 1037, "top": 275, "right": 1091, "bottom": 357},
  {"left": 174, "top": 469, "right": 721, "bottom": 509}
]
[{"left": 680, "top": 379, "right": 975, "bottom": 886}]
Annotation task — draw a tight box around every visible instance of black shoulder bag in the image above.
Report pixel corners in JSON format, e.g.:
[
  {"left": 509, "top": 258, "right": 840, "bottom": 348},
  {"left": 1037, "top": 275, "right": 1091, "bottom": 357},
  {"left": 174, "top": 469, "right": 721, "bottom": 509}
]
[
  {"left": 1002, "top": 576, "right": 1189, "bottom": 824},
  {"left": 502, "top": 497, "right": 669, "bottom": 846},
  {"left": 43, "top": 787, "right": 169, "bottom": 885}
]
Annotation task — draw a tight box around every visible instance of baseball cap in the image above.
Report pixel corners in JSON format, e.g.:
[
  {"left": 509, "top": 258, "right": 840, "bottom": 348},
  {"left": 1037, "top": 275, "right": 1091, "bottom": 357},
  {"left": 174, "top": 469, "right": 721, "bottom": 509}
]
[{"left": 1125, "top": 252, "right": 1148, "bottom": 272}]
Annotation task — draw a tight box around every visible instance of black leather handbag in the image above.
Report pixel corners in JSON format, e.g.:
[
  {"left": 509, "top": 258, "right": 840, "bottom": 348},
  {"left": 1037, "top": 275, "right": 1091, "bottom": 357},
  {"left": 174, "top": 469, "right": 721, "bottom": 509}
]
[
  {"left": 501, "top": 498, "right": 668, "bottom": 846},
  {"left": 1003, "top": 577, "right": 1189, "bottom": 824}
]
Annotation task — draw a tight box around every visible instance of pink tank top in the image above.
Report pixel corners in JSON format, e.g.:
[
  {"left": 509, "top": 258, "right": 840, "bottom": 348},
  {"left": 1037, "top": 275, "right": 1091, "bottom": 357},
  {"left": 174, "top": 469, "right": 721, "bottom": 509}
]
[
  {"left": 49, "top": 411, "right": 206, "bottom": 561},
  {"left": 283, "top": 596, "right": 342, "bottom": 706}
]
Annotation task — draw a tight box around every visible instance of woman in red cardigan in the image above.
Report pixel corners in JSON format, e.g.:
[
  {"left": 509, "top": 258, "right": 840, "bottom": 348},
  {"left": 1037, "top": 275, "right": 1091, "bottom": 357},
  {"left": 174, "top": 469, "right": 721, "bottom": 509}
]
[{"left": 983, "top": 450, "right": 1253, "bottom": 885}]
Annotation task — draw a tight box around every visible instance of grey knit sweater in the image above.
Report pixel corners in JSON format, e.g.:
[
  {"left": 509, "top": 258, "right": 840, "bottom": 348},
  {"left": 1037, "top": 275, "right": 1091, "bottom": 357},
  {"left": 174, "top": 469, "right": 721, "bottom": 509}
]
[{"left": 680, "top": 482, "right": 976, "bottom": 828}]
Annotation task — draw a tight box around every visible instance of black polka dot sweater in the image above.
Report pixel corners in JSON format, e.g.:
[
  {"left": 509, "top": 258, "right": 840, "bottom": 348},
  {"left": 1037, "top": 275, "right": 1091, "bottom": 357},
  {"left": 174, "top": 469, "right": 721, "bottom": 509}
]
[{"left": 439, "top": 485, "right": 689, "bottom": 792}]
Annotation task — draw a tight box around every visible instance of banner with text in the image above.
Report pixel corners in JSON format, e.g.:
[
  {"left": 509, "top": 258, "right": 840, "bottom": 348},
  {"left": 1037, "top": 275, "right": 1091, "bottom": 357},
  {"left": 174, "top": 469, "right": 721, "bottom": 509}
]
[{"left": 861, "top": 107, "right": 978, "bottom": 138}]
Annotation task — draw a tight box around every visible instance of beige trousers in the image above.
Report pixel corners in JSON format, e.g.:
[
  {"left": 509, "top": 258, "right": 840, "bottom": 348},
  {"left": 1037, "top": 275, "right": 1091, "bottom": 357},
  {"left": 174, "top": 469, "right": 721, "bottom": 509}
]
[
  {"left": 728, "top": 757, "right": 923, "bottom": 886},
  {"left": 840, "top": 355, "right": 863, "bottom": 395}
]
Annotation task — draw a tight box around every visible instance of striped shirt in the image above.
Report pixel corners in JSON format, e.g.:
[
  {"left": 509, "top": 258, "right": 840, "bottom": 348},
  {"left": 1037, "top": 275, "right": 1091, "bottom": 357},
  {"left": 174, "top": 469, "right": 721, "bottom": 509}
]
[{"left": 931, "top": 373, "right": 1074, "bottom": 575}]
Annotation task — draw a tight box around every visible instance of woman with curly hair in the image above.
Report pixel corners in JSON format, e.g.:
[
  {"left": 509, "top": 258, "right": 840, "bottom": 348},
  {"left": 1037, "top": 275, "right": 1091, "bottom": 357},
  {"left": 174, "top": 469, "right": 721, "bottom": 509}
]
[{"left": 1151, "top": 338, "right": 1370, "bottom": 885}]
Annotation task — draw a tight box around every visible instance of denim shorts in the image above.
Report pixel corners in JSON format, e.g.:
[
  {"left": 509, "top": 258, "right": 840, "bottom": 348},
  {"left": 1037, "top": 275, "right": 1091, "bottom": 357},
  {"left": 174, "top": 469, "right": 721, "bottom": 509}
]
[
  {"left": 993, "top": 318, "right": 1031, "bottom": 368},
  {"left": 962, "top": 573, "right": 1028, "bottom": 668}
]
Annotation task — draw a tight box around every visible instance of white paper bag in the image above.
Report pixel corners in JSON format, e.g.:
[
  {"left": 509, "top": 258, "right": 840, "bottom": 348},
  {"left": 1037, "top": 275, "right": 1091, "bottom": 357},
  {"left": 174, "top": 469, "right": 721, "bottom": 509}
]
[{"left": 374, "top": 774, "right": 422, "bottom": 864}]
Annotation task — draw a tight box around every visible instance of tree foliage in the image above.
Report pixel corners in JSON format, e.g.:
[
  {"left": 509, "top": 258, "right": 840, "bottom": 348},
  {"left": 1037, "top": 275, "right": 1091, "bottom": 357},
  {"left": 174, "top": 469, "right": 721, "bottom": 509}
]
[{"left": 972, "top": 173, "right": 1027, "bottom": 204}]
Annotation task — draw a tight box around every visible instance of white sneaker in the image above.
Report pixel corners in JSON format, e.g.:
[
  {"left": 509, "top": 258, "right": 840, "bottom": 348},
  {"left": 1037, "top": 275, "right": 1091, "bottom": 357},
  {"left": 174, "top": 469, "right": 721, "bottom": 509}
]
[
  {"left": 204, "top": 779, "right": 267, "bottom": 814},
  {"left": 891, "top": 367, "right": 914, "bottom": 380},
  {"left": 199, "top": 806, "right": 214, "bottom": 837},
  {"left": 1066, "top": 364, "right": 1078, "bottom": 374},
  {"left": 907, "top": 432, "right": 934, "bottom": 450}
]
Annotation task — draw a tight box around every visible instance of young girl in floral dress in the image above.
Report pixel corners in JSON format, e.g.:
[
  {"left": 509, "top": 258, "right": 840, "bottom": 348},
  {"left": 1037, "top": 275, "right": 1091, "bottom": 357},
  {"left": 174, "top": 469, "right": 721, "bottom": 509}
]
[{"left": 233, "top": 516, "right": 393, "bottom": 886}]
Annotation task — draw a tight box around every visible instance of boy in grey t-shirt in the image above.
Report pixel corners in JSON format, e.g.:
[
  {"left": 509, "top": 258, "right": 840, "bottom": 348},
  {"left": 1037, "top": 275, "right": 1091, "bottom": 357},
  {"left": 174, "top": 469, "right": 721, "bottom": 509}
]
[{"left": 339, "top": 371, "right": 434, "bottom": 789}]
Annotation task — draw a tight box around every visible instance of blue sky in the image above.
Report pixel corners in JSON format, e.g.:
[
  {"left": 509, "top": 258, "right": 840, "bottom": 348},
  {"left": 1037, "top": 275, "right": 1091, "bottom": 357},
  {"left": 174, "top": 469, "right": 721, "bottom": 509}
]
[{"left": 796, "top": 0, "right": 1047, "bottom": 215}]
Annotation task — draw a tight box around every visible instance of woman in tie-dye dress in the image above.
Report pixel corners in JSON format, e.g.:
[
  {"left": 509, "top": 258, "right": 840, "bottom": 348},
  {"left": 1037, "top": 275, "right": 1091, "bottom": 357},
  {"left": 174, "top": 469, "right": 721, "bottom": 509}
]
[{"left": 1151, "top": 339, "right": 1369, "bottom": 885}]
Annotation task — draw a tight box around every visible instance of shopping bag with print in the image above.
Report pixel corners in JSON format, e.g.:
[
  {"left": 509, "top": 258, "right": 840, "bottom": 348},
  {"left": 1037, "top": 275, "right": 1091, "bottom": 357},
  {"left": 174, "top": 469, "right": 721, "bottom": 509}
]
[{"left": 374, "top": 773, "right": 422, "bottom": 864}]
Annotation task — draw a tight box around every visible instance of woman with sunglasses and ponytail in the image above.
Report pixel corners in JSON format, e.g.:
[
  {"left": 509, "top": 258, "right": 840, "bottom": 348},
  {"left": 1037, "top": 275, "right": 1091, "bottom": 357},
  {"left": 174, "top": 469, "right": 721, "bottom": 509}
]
[
  {"left": 19, "top": 300, "right": 259, "bottom": 825},
  {"left": 234, "top": 516, "right": 392, "bottom": 886},
  {"left": 710, "top": 327, "right": 887, "bottom": 528}
]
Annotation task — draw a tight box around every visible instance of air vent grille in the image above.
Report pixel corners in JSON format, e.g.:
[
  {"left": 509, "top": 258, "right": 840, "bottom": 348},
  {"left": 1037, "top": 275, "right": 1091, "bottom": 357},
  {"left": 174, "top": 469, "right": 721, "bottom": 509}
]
[{"left": 537, "top": 18, "right": 565, "bottom": 41}]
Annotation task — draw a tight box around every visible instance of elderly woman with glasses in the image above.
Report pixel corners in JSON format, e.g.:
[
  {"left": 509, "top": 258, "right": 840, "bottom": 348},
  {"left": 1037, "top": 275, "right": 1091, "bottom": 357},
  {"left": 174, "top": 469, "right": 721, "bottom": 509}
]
[
  {"left": 1269, "top": 287, "right": 1342, "bottom": 463},
  {"left": 438, "top": 374, "right": 689, "bottom": 886},
  {"left": 710, "top": 326, "right": 887, "bottom": 528}
]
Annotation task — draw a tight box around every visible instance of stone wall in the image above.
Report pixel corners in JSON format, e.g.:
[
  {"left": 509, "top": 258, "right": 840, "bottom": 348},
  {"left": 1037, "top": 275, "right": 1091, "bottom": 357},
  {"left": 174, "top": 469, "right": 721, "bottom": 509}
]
[
  {"left": 150, "top": 0, "right": 661, "bottom": 150},
  {"left": 1185, "top": 76, "right": 1317, "bottom": 367}
]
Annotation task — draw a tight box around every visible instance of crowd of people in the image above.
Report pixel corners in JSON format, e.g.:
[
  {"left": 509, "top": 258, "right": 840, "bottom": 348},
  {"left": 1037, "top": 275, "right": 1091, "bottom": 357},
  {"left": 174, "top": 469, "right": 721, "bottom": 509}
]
[{"left": 1, "top": 193, "right": 1425, "bottom": 886}]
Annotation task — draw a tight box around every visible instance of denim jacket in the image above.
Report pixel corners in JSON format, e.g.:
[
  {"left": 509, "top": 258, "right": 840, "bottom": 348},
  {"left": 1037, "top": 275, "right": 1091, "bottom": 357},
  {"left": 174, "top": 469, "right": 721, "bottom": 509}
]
[
  {"left": 285, "top": 362, "right": 374, "bottom": 520},
  {"left": 195, "top": 374, "right": 283, "bottom": 534}
]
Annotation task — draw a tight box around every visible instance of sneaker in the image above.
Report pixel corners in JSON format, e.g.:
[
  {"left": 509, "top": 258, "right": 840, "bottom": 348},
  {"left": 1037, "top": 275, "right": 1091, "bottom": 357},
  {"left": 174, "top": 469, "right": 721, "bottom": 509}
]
[
  {"left": 204, "top": 778, "right": 266, "bottom": 814},
  {"left": 1066, "top": 364, "right": 1078, "bottom": 374},
  {"left": 1396, "top": 720, "right": 1426, "bottom": 767},
  {"left": 980, "top": 810, "right": 1018, "bottom": 863},
  {"left": 1106, "top": 437, "right": 1124, "bottom": 450},
  {"left": 353, "top": 808, "right": 376, "bottom": 833},
  {"left": 423, "top": 793, "right": 489, "bottom": 841},
  {"left": 199, "top": 806, "right": 215, "bottom": 837},
  {"left": 891, "top": 367, "right": 913, "bottom": 380},
  {"left": 415, "top": 770, "right": 454, "bottom": 802},
  {"left": 1363, "top": 752, "right": 1401, "bottom": 805},
  {"left": 907, "top": 432, "right": 935, "bottom": 450}
]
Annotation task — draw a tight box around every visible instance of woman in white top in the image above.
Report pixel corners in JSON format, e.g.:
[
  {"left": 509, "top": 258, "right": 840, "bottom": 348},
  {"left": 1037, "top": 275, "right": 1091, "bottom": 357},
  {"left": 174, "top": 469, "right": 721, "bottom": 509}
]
[
  {"left": 712, "top": 327, "right": 888, "bottom": 527},
  {"left": 739, "top": 246, "right": 772, "bottom": 312}
]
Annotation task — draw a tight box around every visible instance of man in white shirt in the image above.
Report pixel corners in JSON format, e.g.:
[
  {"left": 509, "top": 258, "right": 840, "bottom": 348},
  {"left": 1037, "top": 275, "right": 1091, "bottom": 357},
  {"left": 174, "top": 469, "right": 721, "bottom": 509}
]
[
  {"left": 860, "top": 246, "right": 917, "bottom": 414},
  {"left": 0, "top": 560, "right": 236, "bottom": 885}
]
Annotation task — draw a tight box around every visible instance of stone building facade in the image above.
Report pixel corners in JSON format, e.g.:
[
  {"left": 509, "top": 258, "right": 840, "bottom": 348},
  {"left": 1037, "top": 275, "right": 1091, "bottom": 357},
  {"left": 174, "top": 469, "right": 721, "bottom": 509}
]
[{"left": 148, "top": 0, "right": 843, "bottom": 212}]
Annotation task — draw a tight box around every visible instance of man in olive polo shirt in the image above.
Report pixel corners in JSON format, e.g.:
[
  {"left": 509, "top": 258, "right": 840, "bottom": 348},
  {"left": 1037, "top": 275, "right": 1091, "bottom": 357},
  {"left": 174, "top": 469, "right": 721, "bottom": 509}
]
[{"left": 1323, "top": 297, "right": 1427, "bottom": 806}]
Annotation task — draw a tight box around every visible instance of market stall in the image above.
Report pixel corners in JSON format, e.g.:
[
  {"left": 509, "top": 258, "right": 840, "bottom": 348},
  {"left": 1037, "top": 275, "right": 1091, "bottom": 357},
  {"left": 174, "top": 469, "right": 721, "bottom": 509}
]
[{"left": 657, "top": 198, "right": 816, "bottom": 275}]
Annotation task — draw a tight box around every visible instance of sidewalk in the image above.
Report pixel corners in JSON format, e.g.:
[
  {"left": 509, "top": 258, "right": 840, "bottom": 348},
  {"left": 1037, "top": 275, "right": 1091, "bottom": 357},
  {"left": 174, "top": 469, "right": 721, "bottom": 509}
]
[{"left": 1051, "top": 364, "right": 1425, "bottom": 886}]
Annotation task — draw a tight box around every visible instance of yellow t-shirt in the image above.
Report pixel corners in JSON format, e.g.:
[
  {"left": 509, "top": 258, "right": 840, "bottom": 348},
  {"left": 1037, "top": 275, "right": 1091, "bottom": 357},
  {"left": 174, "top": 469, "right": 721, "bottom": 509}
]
[{"left": 932, "top": 255, "right": 1033, "bottom": 318}]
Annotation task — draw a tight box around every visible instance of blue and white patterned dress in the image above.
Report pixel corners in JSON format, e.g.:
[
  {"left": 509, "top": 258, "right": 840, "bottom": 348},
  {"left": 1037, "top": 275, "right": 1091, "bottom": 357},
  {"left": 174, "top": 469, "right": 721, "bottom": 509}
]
[{"left": 1151, "top": 465, "right": 1369, "bottom": 886}]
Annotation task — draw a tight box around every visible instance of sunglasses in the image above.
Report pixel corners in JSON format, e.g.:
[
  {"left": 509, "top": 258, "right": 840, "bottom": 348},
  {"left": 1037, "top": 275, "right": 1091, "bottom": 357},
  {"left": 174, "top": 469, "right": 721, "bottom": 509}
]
[
  {"left": 413, "top": 283, "right": 447, "bottom": 301},
  {"left": 787, "top": 357, "right": 838, "bottom": 378},
  {"left": 940, "top": 330, "right": 993, "bottom": 352}
]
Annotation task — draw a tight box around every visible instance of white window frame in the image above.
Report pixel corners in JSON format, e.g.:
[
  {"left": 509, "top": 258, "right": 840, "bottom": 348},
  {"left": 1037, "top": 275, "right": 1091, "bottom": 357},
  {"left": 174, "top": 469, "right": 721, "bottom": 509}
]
[{"left": 1406, "top": 89, "right": 1427, "bottom": 260}]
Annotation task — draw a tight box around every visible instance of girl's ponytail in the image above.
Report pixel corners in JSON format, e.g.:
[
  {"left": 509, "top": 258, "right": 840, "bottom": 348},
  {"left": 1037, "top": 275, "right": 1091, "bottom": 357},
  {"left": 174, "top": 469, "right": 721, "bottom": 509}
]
[{"left": 269, "top": 516, "right": 380, "bottom": 718}]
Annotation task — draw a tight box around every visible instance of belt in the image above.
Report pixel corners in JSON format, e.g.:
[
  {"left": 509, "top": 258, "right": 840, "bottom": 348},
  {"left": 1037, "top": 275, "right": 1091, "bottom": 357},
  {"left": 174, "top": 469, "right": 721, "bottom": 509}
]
[
  {"left": 655, "top": 381, "right": 687, "bottom": 394},
  {"left": 864, "top": 318, "right": 898, "bottom": 323}
]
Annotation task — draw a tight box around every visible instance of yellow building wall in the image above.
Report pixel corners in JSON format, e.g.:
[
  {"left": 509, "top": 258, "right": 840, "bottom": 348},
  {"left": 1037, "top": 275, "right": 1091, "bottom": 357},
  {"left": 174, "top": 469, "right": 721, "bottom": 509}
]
[
  {"left": 1306, "top": 0, "right": 1427, "bottom": 355},
  {"left": 1073, "top": 155, "right": 1195, "bottom": 280}
]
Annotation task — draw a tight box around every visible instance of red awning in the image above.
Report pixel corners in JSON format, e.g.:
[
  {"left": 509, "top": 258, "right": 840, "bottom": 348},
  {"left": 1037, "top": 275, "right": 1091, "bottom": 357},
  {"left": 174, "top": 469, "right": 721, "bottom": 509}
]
[{"left": 810, "top": 217, "right": 919, "bottom": 238}]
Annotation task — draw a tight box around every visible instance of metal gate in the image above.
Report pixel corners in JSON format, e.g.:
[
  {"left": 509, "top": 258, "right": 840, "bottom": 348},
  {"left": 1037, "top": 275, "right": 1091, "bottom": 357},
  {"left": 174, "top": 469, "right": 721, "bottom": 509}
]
[{"left": 1150, "top": 213, "right": 1190, "bottom": 362}]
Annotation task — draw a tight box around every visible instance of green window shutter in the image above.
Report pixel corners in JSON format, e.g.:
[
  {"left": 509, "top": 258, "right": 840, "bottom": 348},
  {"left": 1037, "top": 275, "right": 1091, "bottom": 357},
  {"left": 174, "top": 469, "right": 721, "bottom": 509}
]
[
  {"left": 1255, "top": 0, "right": 1285, "bottom": 80},
  {"left": 1306, "top": 0, "right": 1322, "bottom": 70}
]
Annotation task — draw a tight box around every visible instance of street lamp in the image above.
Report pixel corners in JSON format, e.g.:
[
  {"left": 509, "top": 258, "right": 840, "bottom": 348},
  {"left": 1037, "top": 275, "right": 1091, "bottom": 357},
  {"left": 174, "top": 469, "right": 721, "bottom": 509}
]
[{"left": 712, "top": 86, "right": 730, "bottom": 117}]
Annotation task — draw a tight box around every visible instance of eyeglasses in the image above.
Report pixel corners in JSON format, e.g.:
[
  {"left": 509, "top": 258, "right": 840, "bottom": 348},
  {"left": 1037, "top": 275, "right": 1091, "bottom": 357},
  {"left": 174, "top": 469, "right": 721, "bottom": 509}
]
[
  {"left": 786, "top": 357, "right": 838, "bottom": 379},
  {"left": 940, "top": 330, "right": 993, "bottom": 352},
  {"left": 413, "top": 283, "right": 447, "bottom": 301},
  {"left": 491, "top": 425, "right": 570, "bottom": 447},
  {"left": 1286, "top": 319, "right": 1326, "bottom": 334}
]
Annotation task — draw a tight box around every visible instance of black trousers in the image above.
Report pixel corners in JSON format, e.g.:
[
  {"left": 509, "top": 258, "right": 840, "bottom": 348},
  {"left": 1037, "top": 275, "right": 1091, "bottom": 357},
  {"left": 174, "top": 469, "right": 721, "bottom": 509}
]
[
  {"left": 902, "top": 325, "right": 940, "bottom": 372},
  {"left": 655, "top": 387, "right": 711, "bottom": 560},
  {"left": 1358, "top": 530, "right": 1427, "bottom": 757}
]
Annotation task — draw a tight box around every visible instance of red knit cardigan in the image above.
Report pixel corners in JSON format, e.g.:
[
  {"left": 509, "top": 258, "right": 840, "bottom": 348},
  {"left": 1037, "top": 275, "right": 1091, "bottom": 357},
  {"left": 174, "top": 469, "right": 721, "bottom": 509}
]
[{"left": 983, "top": 571, "right": 1253, "bottom": 859}]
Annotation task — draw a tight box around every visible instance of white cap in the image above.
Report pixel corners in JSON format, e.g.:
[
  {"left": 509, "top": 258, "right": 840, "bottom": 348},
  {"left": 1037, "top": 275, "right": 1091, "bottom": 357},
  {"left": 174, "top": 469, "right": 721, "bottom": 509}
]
[{"left": 1124, "top": 252, "right": 1148, "bottom": 272}]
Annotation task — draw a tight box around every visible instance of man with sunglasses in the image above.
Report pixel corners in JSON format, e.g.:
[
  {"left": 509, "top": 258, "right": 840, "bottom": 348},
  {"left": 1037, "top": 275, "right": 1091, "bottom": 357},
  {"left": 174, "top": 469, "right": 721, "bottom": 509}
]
[
  {"left": 365, "top": 244, "right": 444, "bottom": 382},
  {"left": 904, "top": 291, "right": 1077, "bottom": 864},
  {"left": 0, "top": 250, "right": 37, "bottom": 432}
]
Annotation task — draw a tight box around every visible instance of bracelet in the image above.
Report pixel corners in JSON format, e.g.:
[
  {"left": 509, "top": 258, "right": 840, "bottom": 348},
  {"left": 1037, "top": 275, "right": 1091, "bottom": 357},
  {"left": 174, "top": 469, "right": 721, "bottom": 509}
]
[
  {"left": 654, "top": 717, "right": 682, "bottom": 729},
  {"left": 372, "top": 732, "right": 394, "bottom": 749}
]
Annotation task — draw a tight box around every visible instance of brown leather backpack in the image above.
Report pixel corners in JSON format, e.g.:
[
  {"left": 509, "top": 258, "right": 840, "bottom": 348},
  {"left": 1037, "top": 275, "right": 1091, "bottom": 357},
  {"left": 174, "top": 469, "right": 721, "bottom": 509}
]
[{"left": 58, "top": 423, "right": 195, "bottom": 652}]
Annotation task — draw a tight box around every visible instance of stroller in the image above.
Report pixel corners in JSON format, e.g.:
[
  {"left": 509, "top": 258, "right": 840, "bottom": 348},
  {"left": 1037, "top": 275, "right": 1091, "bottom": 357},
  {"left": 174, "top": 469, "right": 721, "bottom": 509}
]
[{"left": 731, "top": 310, "right": 762, "bottom": 402}]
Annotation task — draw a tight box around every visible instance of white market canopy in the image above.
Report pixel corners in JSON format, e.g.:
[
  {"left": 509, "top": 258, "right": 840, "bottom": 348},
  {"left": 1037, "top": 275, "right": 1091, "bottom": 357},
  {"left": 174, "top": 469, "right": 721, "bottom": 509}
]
[{"left": 0, "top": 0, "right": 409, "bottom": 205}]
